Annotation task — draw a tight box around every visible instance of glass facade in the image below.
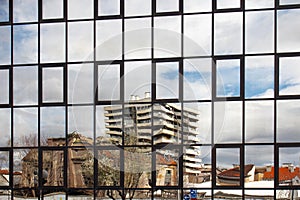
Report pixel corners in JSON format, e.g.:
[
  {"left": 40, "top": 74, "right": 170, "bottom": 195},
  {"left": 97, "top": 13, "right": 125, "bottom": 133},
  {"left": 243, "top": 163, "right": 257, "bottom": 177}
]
[{"left": 1, "top": 0, "right": 300, "bottom": 199}]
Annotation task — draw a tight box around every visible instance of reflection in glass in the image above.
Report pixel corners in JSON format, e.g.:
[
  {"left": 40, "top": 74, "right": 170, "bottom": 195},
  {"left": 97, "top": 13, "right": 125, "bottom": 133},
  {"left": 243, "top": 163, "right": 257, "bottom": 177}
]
[
  {"left": 96, "top": 105, "right": 123, "bottom": 145},
  {"left": 41, "top": 107, "right": 65, "bottom": 145},
  {"left": 42, "top": 0, "right": 64, "bottom": 19},
  {"left": 184, "top": 103, "right": 211, "bottom": 144},
  {"left": 184, "top": 0, "right": 212, "bottom": 12},
  {"left": 0, "top": 151, "right": 9, "bottom": 172},
  {"left": 0, "top": 70, "right": 9, "bottom": 104},
  {"left": 42, "top": 150, "right": 64, "bottom": 186},
  {"left": 214, "top": 12, "right": 242, "bottom": 55},
  {"left": 280, "top": 0, "right": 300, "bottom": 5},
  {"left": 245, "top": 0, "right": 274, "bottom": 9},
  {"left": 217, "top": 0, "right": 240, "bottom": 9},
  {"left": 125, "top": 18, "right": 151, "bottom": 59},
  {"left": 245, "top": 56, "right": 274, "bottom": 98},
  {"left": 98, "top": 0, "right": 120, "bottom": 16},
  {"left": 216, "top": 148, "right": 240, "bottom": 186},
  {"left": 154, "top": 16, "right": 181, "bottom": 58},
  {"left": 68, "top": 0, "right": 93, "bottom": 19},
  {"left": 68, "top": 64, "right": 93, "bottom": 104},
  {"left": 214, "top": 102, "right": 242, "bottom": 143},
  {"left": 184, "top": 59, "right": 211, "bottom": 100},
  {"left": 156, "top": 148, "right": 179, "bottom": 186},
  {"left": 277, "top": 100, "right": 300, "bottom": 142},
  {"left": 13, "top": 149, "right": 38, "bottom": 193},
  {"left": 246, "top": 11, "right": 274, "bottom": 54},
  {"left": 245, "top": 101, "right": 274, "bottom": 143},
  {"left": 279, "top": 147, "right": 300, "bottom": 186},
  {"left": 13, "top": 0, "right": 38, "bottom": 22},
  {"left": 0, "top": 26, "right": 11, "bottom": 65},
  {"left": 98, "top": 64, "right": 120, "bottom": 101},
  {"left": 184, "top": 14, "right": 211, "bottom": 56},
  {"left": 41, "top": 23, "right": 66, "bottom": 63},
  {"left": 279, "top": 56, "right": 300, "bottom": 96},
  {"left": 125, "top": 0, "right": 151, "bottom": 16},
  {"left": 98, "top": 150, "right": 120, "bottom": 186},
  {"left": 13, "top": 25, "right": 38, "bottom": 64},
  {"left": 13, "top": 108, "right": 38, "bottom": 147},
  {"left": 125, "top": 61, "right": 151, "bottom": 101},
  {"left": 277, "top": 9, "right": 300, "bottom": 53},
  {"left": 216, "top": 59, "right": 240, "bottom": 98},
  {"left": 156, "top": 62, "right": 179, "bottom": 99},
  {"left": 96, "top": 20, "right": 122, "bottom": 60},
  {"left": 0, "top": 109, "right": 10, "bottom": 147},
  {"left": 156, "top": 0, "right": 179, "bottom": 13},
  {"left": 68, "top": 21, "right": 93, "bottom": 62},
  {"left": 214, "top": 190, "right": 242, "bottom": 198},
  {"left": 42, "top": 67, "right": 64, "bottom": 103},
  {"left": 0, "top": 0, "right": 9, "bottom": 22},
  {"left": 14, "top": 66, "right": 38, "bottom": 105},
  {"left": 68, "top": 106, "right": 93, "bottom": 140}
]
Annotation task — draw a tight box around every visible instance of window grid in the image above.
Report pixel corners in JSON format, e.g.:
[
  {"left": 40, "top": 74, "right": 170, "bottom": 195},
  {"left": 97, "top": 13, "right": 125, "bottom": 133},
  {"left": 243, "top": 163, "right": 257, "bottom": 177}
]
[{"left": 0, "top": 0, "right": 299, "bottom": 199}]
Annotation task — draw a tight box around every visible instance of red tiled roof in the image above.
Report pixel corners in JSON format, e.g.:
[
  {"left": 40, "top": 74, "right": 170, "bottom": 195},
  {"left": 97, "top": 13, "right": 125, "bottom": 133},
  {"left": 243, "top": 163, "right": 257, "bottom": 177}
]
[
  {"left": 264, "top": 166, "right": 300, "bottom": 182},
  {"left": 218, "top": 164, "right": 254, "bottom": 179},
  {"left": 0, "top": 170, "right": 22, "bottom": 175}
]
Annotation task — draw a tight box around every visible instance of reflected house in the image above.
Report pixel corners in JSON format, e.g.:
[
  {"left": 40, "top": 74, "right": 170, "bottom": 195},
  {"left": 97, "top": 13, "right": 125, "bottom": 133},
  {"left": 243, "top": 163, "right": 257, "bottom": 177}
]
[
  {"left": 217, "top": 164, "right": 255, "bottom": 185},
  {"left": 103, "top": 93, "right": 202, "bottom": 184},
  {"left": 264, "top": 163, "right": 300, "bottom": 185}
]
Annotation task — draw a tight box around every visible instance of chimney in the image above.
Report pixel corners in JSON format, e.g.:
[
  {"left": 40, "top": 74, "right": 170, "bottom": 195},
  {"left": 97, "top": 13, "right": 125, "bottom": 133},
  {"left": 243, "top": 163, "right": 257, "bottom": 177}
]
[
  {"left": 135, "top": 95, "right": 140, "bottom": 100},
  {"left": 145, "top": 92, "right": 150, "bottom": 99},
  {"left": 289, "top": 164, "right": 295, "bottom": 173},
  {"left": 266, "top": 165, "right": 272, "bottom": 172}
]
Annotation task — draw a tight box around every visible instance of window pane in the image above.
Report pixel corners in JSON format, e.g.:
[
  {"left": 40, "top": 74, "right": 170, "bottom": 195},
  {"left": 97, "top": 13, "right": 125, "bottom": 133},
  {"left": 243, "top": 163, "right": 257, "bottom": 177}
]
[
  {"left": 245, "top": 56, "right": 274, "bottom": 98},
  {"left": 42, "top": 150, "right": 64, "bottom": 186},
  {"left": 216, "top": 59, "right": 240, "bottom": 98},
  {"left": 42, "top": 67, "right": 64, "bottom": 103},
  {"left": 98, "top": 150, "right": 120, "bottom": 186},
  {"left": 277, "top": 100, "right": 300, "bottom": 142},
  {"left": 214, "top": 12, "right": 242, "bottom": 55},
  {"left": 68, "top": 64, "right": 93, "bottom": 104},
  {"left": 156, "top": 62, "right": 179, "bottom": 99},
  {"left": 96, "top": 20, "right": 122, "bottom": 60},
  {"left": 279, "top": 56, "right": 300, "bottom": 96},
  {"left": 277, "top": 9, "right": 300, "bottom": 53},
  {"left": 68, "top": 106, "right": 93, "bottom": 140},
  {"left": 156, "top": 148, "right": 179, "bottom": 186},
  {"left": 280, "top": 0, "right": 300, "bottom": 5},
  {"left": 41, "top": 107, "right": 66, "bottom": 144},
  {"left": 0, "top": 151, "right": 9, "bottom": 176},
  {"left": 154, "top": 16, "right": 181, "bottom": 58},
  {"left": 13, "top": 25, "right": 38, "bottom": 64},
  {"left": 245, "top": 0, "right": 274, "bottom": 9},
  {"left": 184, "top": 14, "right": 212, "bottom": 56},
  {"left": 217, "top": 0, "right": 240, "bottom": 9},
  {"left": 0, "top": 0, "right": 9, "bottom": 22},
  {"left": 184, "top": 0, "right": 212, "bottom": 12},
  {"left": 0, "top": 109, "right": 10, "bottom": 147},
  {"left": 13, "top": 0, "right": 38, "bottom": 23},
  {"left": 279, "top": 147, "right": 300, "bottom": 186},
  {"left": 245, "top": 101, "right": 274, "bottom": 143},
  {"left": 214, "top": 102, "right": 242, "bottom": 143},
  {"left": 13, "top": 108, "right": 38, "bottom": 147},
  {"left": 68, "top": 21, "right": 93, "bottom": 62},
  {"left": 125, "top": 18, "right": 151, "bottom": 59},
  {"left": 98, "top": 64, "right": 120, "bottom": 101},
  {"left": 68, "top": 0, "right": 93, "bottom": 19},
  {"left": 0, "top": 70, "right": 9, "bottom": 104},
  {"left": 125, "top": 0, "right": 151, "bottom": 16},
  {"left": 96, "top": 105, "right": 123, "bottom": 145},
  {"left": 41, "top": 23, "right": 66, "bottom": 63},
  {"left": 156, "top": 0, "right": 179, "bottom": 13},
  {"left": 0, "top": 26, "right": 11, "bottom": 65},
  {"left": 246, "top": 11, "right": 274, "bottom": 54},
  {"left": 184, "top": 59, "right": 211, "bottom": 100},
  {"left": 98, "top": 0, "right": 120, "bottom": 16},
  {"left": 216, "top": 148, "right": 240, "bottom": 186},
  {"left": 42, "top": 0, "right": 64, "bottom": 19},
  {"left": 125, "top": 61, "right": 151, "bottom": 102}
]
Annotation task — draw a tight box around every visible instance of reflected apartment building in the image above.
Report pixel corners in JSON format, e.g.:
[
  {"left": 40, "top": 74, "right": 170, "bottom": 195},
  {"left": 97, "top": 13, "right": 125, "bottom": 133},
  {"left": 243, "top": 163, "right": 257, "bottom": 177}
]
[{"left": 103, "top": 92, "right": 202, "bottom": 180}]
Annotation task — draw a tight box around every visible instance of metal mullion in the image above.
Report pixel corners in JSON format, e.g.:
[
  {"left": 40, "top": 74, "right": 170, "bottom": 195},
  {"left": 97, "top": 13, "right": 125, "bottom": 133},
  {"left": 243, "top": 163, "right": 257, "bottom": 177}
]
[{"left": 9, "top": 0, "right": 13, "bottom": 196}]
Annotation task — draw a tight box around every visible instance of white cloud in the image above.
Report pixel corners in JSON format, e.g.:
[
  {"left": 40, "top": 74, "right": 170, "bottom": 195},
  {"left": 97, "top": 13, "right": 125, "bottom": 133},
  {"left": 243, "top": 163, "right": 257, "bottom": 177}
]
[
  {"left": 0, "top": 26, "right": 11, "bottom": 65},
  {"left": 42, "top": 0, "right": 63, "bottom": 19},
  {"left": 68, "top": 0, "right": 93, "bottom": 19},
  {"left": 184, "top": 0, "right": 211, "bottom": 12},
  {"left": 13, "top": 0, "right": 38, "bottom": 22},
  {"left": 125, "top": 0, "right": 151, "bottom": 16}
]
